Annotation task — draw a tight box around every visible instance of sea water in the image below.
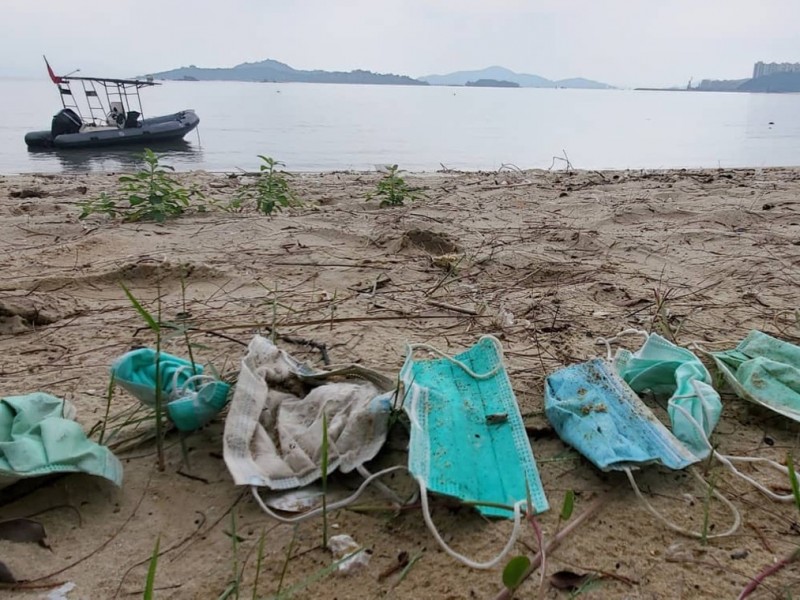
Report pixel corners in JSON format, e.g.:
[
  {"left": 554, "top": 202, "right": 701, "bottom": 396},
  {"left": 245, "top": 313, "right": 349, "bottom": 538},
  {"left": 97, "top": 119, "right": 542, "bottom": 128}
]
[{"left": 1, "top": 78, "right": 798, "bottom": 173}]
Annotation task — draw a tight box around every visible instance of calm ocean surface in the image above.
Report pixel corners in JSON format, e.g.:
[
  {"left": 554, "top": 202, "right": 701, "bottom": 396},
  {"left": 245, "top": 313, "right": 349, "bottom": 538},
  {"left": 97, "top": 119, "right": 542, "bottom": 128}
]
[{"left": 1, "top": 78, "right": 799, "bottom": 173}]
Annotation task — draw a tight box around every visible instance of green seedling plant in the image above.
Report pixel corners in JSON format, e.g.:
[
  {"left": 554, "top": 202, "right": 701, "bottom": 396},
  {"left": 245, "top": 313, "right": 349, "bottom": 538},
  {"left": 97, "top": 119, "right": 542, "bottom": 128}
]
[
  {"left": 502, "top": 556, "right": 531, "bottom": 599},
  {"left": 219, "top": 511, "right": 241, "bottom": 599},
  {"left": 79, "top": 148, "right": 204, "bottom": 222},
  {"left": 120, "top": 282, "right": 167, "bottom": 471},
  {"left": 368, "top": 165, "right": 422, "bottom": 207},
  {"left": 233, "top": 156, "right": 298, "bottom": 216},
  {"left": 143, "top": 536, "right": 160, "bottom": 600}
]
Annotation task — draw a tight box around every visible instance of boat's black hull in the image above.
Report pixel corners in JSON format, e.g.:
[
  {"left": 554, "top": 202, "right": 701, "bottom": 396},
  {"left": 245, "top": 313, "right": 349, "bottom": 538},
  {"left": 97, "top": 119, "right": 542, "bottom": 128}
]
[{"left": 25, "top": 110, "right": 199, "bottom": 149}]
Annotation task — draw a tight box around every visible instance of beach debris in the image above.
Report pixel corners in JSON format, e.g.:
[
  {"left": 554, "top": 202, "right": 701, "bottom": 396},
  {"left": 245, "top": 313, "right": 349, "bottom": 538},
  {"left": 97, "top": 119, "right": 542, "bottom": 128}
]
[
  {"left": 10, "top": 188, "right": 47, "bottom": 199},
  {"left": 378, "top": 551, "right": 410, "bottom": 581},
  {"left": 328, "top": 534, "right": 371, "bottom": 574},
  {"left": 262, "top": 483, "right": 349, "bottom": 513},
  {"left": 549, "top": 570, "right": 591, "bottom": 591},
  {"left": 0, "top": 393, "right": 122, "bottom": 488},
  {"left": 0, "top": 518, "right": 48, "bottom": 547},
  {"left": 0, "top": 561, "right": 15, "bottom": 584},
  {"left": 46, "top": 582, "right": 77, "bottom": 600}
]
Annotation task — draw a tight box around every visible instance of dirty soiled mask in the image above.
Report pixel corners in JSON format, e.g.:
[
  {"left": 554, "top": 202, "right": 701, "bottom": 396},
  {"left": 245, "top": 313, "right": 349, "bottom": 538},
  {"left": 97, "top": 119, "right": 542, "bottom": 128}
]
[
  {"left": 224, "top": 335, "right": 407, "bottom": 524},
  {"left": 712, "top": 330, "right": 800, "bottom": 423},
  {"left": 402, "top": 335, "right": 548, "bottom": 569},
  {"left": 545, "top": 335, "right": 740, "bottom": 540},
  {"left": 702, "top": 330, "right": 800, "bottom": 502}
]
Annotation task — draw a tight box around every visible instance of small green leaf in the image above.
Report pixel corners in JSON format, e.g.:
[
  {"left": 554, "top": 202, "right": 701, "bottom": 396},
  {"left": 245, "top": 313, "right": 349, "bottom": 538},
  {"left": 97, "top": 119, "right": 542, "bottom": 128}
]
[
  {"left": 560, "top": 489, "right": 575, "bottom": 521},
  {"left": 502, "top": 555, "right": 530, "bottom": 591}
]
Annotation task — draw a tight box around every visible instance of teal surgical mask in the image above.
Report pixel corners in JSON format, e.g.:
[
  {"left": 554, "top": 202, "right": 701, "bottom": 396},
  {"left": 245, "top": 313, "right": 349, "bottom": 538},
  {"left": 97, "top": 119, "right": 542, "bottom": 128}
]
[
  {"left": 402, "top": 335, "right": 548, "bottom": 568},
  {"left": 111, "top": 348, "right": 230, "bottom": 432},
  {"left": 610, "top": 330, "right": 722, "bottom": 460}
]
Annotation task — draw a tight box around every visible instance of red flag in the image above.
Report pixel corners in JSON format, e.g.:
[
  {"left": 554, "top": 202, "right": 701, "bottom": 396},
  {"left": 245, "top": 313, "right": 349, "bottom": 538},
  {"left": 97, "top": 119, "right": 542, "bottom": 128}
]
[{"left": 43, "top": 56, "right": 62, "bottom": 84}]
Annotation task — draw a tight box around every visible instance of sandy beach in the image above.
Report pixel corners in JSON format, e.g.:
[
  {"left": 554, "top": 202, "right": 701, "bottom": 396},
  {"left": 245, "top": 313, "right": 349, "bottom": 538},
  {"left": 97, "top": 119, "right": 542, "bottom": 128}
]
[{"left": 1, "top": 166, "right": 800, "bottom": 599}]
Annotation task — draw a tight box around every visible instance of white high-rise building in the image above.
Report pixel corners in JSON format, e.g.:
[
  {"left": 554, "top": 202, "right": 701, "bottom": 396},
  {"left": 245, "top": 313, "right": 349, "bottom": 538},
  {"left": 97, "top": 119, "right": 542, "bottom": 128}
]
[{"left": 753, "top": 61, "right": 800, "bottom": 78}]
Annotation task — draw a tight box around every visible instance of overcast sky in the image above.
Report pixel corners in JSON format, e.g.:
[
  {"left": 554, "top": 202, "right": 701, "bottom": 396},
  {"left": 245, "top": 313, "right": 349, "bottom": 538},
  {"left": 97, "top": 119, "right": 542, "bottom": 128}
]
[{"left": 2, "top": 0, "right": 799, "bottom": 87}]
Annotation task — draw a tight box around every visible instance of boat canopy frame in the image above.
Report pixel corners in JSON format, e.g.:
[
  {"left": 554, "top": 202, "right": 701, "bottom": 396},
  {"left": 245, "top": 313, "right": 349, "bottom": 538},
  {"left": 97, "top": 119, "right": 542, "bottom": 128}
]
[{"left": 45, "top": 57, "right": 159, "bottom": 126}]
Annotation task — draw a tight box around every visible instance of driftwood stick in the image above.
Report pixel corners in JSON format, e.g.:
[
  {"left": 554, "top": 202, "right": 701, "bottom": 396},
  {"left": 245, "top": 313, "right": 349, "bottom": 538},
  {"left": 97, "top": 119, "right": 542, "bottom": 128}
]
[{"left": 426, "top": 299, "right": 479, "bottom": 316}]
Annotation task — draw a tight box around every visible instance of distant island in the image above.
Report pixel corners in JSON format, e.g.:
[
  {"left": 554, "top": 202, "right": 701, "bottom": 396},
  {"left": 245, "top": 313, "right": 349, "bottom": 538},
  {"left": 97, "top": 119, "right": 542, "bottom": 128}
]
[
  {"left": 146, "top": 59, "right": 427, "bottom": 86},
  {"left": 144, "top": 60, "right": 614, "bottom": 90},
  {"left": 465, "top": 79, "right": 520, "bottom": 88},
  {"left": 420, "top": 65, "right": 614, "bottom": 89},
  {"left": 638, "top": 61, "right": 800, "bottom": 93}
]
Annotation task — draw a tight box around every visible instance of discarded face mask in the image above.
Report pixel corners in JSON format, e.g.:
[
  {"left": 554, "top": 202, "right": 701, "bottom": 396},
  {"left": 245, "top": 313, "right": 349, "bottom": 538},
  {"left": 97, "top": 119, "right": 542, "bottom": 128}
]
[
  {"left": 224, "top": 335, "right": 398, "bottom": 500},
  {"left": 545, "top": 355, "right": 739, "bottom": 539},
  {"left": 712, "top": 330, "right": 800, "bottom": 423},
  {"left": 545, "top": 357, "right": 699, "bottom": 471},
  {"left": 0, "top": 393, "right": 123, "bottom": 488},
  {"left": 702, "top": 330, "right": 800, "bottom": 502},
  {"left": 402, "top": 335, "right": 548, "bottom": 568},
  {"left": 111, "top": 348, "right": 230, "bottom": 432},
  {"left": 610, "top": 330, "right": 722, "bottom": 460}
]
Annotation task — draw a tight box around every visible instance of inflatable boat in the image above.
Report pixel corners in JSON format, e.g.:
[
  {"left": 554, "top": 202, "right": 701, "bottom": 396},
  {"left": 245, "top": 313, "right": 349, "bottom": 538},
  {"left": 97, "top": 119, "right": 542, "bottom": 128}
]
[
  {"left": 25, "top": 109, "right": 199, "bottom": 149},
  {"left": 24, "top": 57, "right": 199, "bottom": 150}
]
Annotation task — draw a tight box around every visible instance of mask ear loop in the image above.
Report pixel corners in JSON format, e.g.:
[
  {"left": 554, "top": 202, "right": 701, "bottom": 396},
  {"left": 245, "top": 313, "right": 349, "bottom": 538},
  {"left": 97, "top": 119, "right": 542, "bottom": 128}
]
[
  {"left": 624, "top": 467, "right": 741, "bottom": 539},
  {"left": 417, "top": 476, "right": 525, "bottom": 570},
  {"left": 174, "top": 373, "right": 221, "bottom": 402},
  {"left": 670, "top": 402, "right": 800, "bottom": 503},
  {"left": 250, "top": 465, "right": 409, "bottom": 524},
  {"left": 596, "top": 329, "right": 650, "bottom": 361},
  {"left": 406, "top": 336, "right": 505, "bottom": 380}
]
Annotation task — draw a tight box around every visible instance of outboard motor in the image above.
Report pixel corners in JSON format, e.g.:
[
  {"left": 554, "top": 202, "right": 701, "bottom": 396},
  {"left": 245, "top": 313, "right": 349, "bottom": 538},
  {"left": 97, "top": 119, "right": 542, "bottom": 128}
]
[{"left": 51, "top": 108, "right": 82, "bottom": 137}]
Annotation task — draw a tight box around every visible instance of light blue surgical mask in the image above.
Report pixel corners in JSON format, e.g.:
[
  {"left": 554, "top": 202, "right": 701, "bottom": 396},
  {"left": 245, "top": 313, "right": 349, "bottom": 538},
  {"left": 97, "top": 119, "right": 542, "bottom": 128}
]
[
  {"left": 545, "top": 358, "right": 699, "bottom": 471},
  {"left": 402, "top": 335, "right": 548, "bottom": 568},
  {"left": 545, "top": 349, "right": 740, "bottom": 540},
  {"left": 111, "top": 348, "right": 230, "bottom": 432},
  {"left": 610, "top": 331, "right": 722, "bottom": 460}
]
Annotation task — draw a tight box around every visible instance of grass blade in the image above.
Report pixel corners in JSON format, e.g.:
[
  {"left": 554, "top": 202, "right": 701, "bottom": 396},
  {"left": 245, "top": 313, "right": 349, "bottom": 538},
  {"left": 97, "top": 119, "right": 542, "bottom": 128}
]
[
  {"left": 120, "top": 282, "right": 159, "bottom": 333},
  {"left": 788, "top": 452, "right": 800, "bottom": 513},
  {"left": 143, "top": 535, "right": 160, "bottom": 600}
]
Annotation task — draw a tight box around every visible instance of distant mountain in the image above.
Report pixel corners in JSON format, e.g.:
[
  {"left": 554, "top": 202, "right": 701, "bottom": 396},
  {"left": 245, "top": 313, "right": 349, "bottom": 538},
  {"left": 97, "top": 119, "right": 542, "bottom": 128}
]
[
  {"left": 145, "top": 59, "right": 427, "bottom": 86},
  {"left": 420, "top": 66, "right": 613, "bottom": 89}
]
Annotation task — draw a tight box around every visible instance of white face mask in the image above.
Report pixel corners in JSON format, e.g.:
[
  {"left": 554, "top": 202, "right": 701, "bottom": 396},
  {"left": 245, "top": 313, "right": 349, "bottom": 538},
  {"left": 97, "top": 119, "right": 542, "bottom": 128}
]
[{"left": 223, "top": 335, "right": 395, "bottom": 490}]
